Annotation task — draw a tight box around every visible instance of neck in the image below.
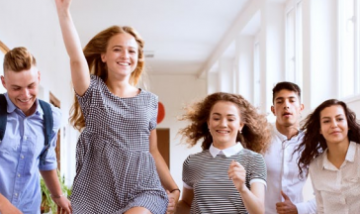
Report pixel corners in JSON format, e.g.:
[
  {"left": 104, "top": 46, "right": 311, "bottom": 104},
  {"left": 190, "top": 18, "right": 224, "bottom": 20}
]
[
  {"left": 106, "top": 78, "right": 136, "bottom": 98},
  {"left": 24, "top": 103, "right": 37, "bottom": 117},
  {"left": 326, "top": 139, "right": 350, "bottom": 169},
  {"left": 275, "top": 121, "right": 299, "bottom": 140},
  {"left": 213, "top": 141, "right": 237, "bottom": 150}
]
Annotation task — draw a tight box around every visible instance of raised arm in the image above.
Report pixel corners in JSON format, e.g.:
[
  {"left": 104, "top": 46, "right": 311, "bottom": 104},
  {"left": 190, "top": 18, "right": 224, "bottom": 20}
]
[{"left": 55, "top": 0, "right": 90, "bottom": 96}]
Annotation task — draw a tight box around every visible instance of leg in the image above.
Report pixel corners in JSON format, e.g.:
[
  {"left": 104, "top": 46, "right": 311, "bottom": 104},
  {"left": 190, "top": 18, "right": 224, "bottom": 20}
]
[{"left": 124, "top": 207, "right": 152, "bottom": 214}]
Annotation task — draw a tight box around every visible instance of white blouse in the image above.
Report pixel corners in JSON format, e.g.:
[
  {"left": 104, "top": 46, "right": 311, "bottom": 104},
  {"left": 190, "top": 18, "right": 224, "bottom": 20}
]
[{"left": 309, "top": 141, "right": 360, "bottom": 214}]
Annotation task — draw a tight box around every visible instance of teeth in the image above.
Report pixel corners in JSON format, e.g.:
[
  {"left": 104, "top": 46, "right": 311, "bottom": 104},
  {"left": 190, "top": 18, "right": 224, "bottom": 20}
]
[
  {"left": 19, "top": 98, "right": 31, "bottom": 103},
  {"left": 118, "top": 62, "right": 129, "bottom": 66}
]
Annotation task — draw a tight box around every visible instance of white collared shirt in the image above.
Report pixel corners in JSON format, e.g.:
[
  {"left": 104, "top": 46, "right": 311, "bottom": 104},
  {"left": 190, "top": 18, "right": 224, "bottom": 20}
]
[
  {"left": 309, "top": 141, "right": 360, "bottom": 214},
  {"left": 264, "top": 125, "right": 316, "bottom": 214},
  {"left": 209, "top": 142, "right": 243, "bottom": 158}
]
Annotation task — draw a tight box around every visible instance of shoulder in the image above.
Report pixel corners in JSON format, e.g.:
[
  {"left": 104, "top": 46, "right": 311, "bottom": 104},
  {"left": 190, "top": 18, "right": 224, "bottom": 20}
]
[
  {"left": 48, "top": 103, "right": 62, "bottom": 131},
  {"left": 140, "top": 89, "right": 158, "bottom": 101},
  {"left": 309, "top": 153, "right": 323, "bottom": 171},
  {"left": 184, "top": 150, "right": 210, "bottom": 165},
  {"left": 241, "top": 148, "right": 264, "bottom": 160}
]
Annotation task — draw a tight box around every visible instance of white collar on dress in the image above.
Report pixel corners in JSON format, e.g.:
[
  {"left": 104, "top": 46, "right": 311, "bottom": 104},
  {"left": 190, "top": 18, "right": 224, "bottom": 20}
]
[{"left": 209, "top": 142, "right": 243, "bottom": 158}]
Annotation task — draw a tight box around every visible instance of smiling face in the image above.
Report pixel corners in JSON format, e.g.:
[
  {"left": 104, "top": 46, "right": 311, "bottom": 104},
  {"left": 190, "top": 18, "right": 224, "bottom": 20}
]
[
  {"left": 271, "top": 89, "right": 304, "bottom": 128},
  {"left": 207, "top": 101, "right": 244, "bottom": 149},
  {"left": 320, "top": 105, "right": 349, "bottom": 147},
  {"left": 101, "top": 32, "right": 139, "bottom": 81},
  {"left": 1, "top": 66, "right": 40, "bottom": 116}
]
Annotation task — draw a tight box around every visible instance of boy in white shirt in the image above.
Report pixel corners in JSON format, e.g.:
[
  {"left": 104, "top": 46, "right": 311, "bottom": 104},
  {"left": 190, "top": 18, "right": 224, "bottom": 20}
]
[{"left": 264, "top": 82, "right": 316, "bottom": 214}]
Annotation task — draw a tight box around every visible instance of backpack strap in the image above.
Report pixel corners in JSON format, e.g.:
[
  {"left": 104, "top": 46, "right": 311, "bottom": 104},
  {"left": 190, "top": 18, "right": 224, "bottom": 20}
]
[
  {"left": 39, "top": 100, "right": 54, "bottom": 166},
  {"left": 0, "top": 94, "right": 7, "bottom": 142}
]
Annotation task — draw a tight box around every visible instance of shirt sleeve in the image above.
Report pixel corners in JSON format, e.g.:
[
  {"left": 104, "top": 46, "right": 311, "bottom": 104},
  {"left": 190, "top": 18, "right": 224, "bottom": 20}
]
[
  {"left": 39, "top": 105, "right": 62, "bottom": 171},
  {"left": 182, "top": 155, "right": 194, "bottom": 189},
  {"left": 148, "top": 94, "right": 158, "bottom": 131},
  {"left": 75, "top": 74, "right": 101, "bottom": 118},
  {"left": 249, "top": 152, "right": 267, "bottom": 186},
  {"left": 295, "top": 163, "right": 318, "bottom": 214}
]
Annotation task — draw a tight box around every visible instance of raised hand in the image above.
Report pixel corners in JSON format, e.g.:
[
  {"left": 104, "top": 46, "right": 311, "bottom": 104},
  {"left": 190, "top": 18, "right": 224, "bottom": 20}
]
[
  {"left": 275, "top": 191, "right": 298, "bottom": 214},
  {"left": 228, "top": 160, "right": 247, "bottom": 192},
  {"left": 55, "top": 0, "right": 72, "bottom": 12}
]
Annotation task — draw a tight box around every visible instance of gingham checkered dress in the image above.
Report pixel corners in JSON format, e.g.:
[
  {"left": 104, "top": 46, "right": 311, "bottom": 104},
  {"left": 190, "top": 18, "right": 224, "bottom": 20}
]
[{"left": 70, "top": 75, "right": 168, "bottom": 214}]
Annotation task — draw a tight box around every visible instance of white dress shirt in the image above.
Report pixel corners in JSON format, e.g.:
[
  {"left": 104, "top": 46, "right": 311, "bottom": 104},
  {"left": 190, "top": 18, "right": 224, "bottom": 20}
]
[
  {"left": 310, "top": 141, "right": 360, "bottom": 214},
  {"left": 264, "top": 125, "right": 316, "bottom": 214}
]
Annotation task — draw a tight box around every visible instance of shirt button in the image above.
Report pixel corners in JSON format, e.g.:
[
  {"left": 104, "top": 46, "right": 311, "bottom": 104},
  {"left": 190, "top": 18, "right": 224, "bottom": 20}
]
[
  {"left": 17, "top": 174, "right": 21, "bottom": 177},
  {"left": 14, "top": 193, "right": 18, "bottom": 197},
  {"left": 21, "top": 155, "right": 24, "bottom": 159},
  {"left": 24, "top": 136, "right": 27, "bottom": 140}
]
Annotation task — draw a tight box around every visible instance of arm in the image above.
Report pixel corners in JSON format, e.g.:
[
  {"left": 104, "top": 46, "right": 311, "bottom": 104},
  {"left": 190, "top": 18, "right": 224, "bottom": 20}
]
[
  {"left": 55, "top": 0, "right": 90, "bottom": 95},
  {"left": 149, "top": 129, "right": 180, "bottom": 213},
  {"left": 239, "top": 182, "right": 265, "bottom": 214},
  {"left": 175, "top": 187, "right": 193, "bottom": 214},
  {"left": 40, "top": 170, "right": 72, "bottom": 214},
  {"left": 228, "top": 161, "right": 265, "bottom": 214},
  {"left": 0, "top": 194, "right": 22, "bottom": 214}
]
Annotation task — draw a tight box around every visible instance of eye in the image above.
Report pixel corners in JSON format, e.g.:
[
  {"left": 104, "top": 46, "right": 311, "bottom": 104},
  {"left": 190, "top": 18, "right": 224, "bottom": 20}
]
[
  {"left": 337, "top": 118, "right": 344, "bottom": 121},
  {"left": 322, "top": 120, "right": 329, "bottom": 123},
  {"left": 129, "top": 50, "right": 137, "bottom": 54}
]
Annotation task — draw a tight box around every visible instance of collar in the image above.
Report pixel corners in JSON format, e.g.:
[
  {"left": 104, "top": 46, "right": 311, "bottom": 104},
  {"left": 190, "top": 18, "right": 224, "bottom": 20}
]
[
  {"left": 209, "top": 142, "right": 243, "bottom": 158},
  {"left": 272, "top": 123, "right": 303, "bottom": 142},
  {"left": 4, "top": 93, "right": 42, "bottom": 116},
  {"left": 322, "top": 141, "right": 357, "bottom": 170}
]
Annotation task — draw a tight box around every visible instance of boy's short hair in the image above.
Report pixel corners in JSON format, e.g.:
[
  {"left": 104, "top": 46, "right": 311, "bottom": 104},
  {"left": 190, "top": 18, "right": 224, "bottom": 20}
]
[
  {"left": 272, "top": 81, "right": 301, "bottom": 103},
  {"left": 3, "top": 47, "right": 36, "bottom": 73}
]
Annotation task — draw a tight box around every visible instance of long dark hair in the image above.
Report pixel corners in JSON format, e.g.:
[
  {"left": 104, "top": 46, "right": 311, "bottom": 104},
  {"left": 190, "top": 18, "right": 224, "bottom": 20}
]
[
  {"left": 178, "top": 92, "right": 271, "bottom": 153},
  {"left": 297, "top": 99, "right": 360, "bottom": 176}
]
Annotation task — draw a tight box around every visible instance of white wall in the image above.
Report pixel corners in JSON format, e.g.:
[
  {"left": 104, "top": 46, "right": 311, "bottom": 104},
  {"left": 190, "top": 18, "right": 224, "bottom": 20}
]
[
  {"left": 0, "top": 0, "right": 76, "bottom": 185},
  {"left": 148, "top": 74, "right": 207, "bottom": 191}
]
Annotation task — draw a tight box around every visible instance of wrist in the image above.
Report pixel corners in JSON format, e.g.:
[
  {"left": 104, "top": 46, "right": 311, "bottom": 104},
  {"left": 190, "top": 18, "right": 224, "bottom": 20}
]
[
  {"left": 237, "top": 184, "right": 247, "bottom": 193},
  {"left": 50, "top": 193, "right": 65, "bottom": 199}
]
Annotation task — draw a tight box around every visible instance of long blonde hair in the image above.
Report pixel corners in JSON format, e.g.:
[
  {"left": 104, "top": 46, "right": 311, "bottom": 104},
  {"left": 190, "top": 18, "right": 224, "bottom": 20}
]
[{"left": 70, "top": 26, "right": 145, "bottom": 131}]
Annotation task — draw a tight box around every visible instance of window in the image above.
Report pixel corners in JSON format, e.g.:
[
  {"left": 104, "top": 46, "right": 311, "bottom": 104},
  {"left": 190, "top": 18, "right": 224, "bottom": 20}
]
[
  {"left": 253, "top": 42, "right": 261, "bottom": 108},
  {"left": 285, "top": 0, "right": 303, "bottom": 87},
  {"left": 339, "top": 0, "right": 359, "bottom": 97}
]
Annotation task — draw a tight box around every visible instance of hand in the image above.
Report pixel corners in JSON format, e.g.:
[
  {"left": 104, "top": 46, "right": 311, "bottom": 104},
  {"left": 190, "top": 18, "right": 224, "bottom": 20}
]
[
  {"left": 228, "top": 160, "right": 246, "bottom": 192},
  {"left": 54, "top": 0, "right": 72, "bottom": 12},
  {"left": 166, "top": 189, "right": 180, "bottom": 214},
  {"left": 275, "top": 191, "right": 298, "bottom": 214},
  {"left": 53, "top": 196, "right": 72, "bottom": 214},
  {"left": 0, "top": 201, "right": 22, "bottom": 214}
]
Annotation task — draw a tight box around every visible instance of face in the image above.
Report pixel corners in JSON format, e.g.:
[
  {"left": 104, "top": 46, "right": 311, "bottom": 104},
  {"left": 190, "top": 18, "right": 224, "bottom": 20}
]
[
  {"left": 1, "top": 66, "right": 40, "bottom": 116},
  {"left": 207, "top": 101, "right": 244, "bottom": 149},
  {"left": 271, "top": 89, "right": 304, "bottom": 128},
  {"left": 320, "top": 105, "right": 349, "bottom": 146},
  {"left": 101, "top": 33, "right": 139, "bottom": 80}
]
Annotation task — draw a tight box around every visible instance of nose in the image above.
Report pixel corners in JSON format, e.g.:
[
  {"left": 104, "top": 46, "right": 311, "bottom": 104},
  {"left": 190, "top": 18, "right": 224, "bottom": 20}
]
[
  {"left": 220, "top": 118, "right": 227, "bottom": 127},
  {"left": 21, "top": 88, "right": 30, "bottom": 97},
  {"left": 283, "top": 100, "right": 290, "bottom": 109},
  {"left": 121, "top": 49, "right": 130, "bottom": 59},
  {"left": 330, "top": 119, "right": 338, "bottom": 128}
]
